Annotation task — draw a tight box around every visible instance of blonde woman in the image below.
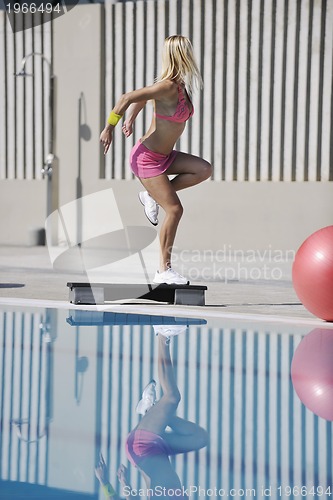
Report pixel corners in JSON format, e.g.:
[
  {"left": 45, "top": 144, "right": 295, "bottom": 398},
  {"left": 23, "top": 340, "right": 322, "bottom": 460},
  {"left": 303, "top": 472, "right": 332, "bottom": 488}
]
[{"left": 100, "top": 35, "right": 212, "bottom": 285}]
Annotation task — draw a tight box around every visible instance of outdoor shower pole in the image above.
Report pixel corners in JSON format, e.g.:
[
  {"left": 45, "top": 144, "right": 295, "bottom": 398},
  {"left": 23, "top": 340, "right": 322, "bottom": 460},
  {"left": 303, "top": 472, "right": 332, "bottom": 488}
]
[{"left": 15, "top": 52, "right": 55, "bottom": 221}]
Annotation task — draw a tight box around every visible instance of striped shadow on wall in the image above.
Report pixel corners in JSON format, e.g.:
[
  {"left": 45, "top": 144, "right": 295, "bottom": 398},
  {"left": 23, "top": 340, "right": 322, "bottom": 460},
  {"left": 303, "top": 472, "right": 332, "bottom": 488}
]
[
  {"left": 0, "top": 311, "right": 50, "bottom": 485},
  {"left": 104, "top": 0, "right": 333, "bottom": 181},
  {"left": 1, "top": 313, "right": 332, "bottom": 493}
]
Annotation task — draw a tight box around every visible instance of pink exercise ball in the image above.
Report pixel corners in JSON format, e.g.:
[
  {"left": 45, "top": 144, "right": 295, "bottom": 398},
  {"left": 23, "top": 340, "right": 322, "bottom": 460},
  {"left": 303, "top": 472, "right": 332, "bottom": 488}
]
[
  {"left": 291, "top": 328, "right": 333, "bottom": 421},
  {"left": 292, "top": 225, "right": 333, "bottom": 321}
]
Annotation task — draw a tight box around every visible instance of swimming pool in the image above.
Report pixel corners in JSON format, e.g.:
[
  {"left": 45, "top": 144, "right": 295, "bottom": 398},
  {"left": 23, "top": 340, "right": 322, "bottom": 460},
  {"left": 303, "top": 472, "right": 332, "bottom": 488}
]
[{"left": 0, "top": 305, "right": 332, "bottom": 499}]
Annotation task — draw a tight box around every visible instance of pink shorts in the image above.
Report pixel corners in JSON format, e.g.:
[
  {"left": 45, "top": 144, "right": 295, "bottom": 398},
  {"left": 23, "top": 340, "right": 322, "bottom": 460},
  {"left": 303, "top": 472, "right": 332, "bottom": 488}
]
[
  {"left": 130, "top": 140, "right": 178, "bottom": 178},
  {"left": 126, "top": 429, "right": 172, "bottom": 467}
]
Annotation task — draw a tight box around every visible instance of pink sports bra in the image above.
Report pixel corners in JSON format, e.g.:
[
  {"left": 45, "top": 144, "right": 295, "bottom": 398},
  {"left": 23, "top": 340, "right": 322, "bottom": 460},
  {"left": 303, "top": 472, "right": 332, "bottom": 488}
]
[{"left": 155, "top": 85, "right": 194, "bottom": 123}]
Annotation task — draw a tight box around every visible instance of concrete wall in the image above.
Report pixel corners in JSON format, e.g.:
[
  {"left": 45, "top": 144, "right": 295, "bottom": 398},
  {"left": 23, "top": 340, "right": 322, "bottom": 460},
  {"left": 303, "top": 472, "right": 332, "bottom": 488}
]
[
  {"left": 1, "top": 165, "right": 332, "bottom": 251},
  {"left": 90, "top": 179, "right": 333, "bottom": 253},
  {"left": 177, "top": 181, "right": 333, "bottom": 252},
  {"left": 0, "top": 180, "right": 46, "bottom": 245}
]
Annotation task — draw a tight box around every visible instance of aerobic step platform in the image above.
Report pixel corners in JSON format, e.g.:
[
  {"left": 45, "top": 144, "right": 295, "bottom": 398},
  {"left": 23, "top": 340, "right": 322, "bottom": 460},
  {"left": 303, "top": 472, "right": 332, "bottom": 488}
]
[{"left": 67, "top": 282, "right": 207, "bottom": 306}]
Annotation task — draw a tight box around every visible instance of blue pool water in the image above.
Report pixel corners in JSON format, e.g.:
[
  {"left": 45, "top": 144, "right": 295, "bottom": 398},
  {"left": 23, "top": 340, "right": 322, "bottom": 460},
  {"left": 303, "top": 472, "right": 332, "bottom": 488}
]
[{"left": 0, "top": 306, "right": 332, "bottom": 500}]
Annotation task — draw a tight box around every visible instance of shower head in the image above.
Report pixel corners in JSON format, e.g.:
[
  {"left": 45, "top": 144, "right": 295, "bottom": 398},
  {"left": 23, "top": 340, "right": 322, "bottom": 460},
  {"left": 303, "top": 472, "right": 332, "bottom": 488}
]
[
  {"left": 14, "top": 69, "right": 33, "bottom": 77},
  {"left": 14, "top": 52, "right": 52, "bottom": 79}
]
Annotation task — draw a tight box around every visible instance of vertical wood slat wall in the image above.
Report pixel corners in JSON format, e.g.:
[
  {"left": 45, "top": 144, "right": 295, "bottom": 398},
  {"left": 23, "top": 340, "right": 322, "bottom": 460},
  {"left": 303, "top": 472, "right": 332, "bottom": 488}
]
[
  {"left": 0, "top": 1, "right": 332, "bottom": 182},
  {"left": 0, "top": 12, "right": 52, "bottom": 180},
  {"left": 104, "top": 0, "right": 333, "bottom": 181}
]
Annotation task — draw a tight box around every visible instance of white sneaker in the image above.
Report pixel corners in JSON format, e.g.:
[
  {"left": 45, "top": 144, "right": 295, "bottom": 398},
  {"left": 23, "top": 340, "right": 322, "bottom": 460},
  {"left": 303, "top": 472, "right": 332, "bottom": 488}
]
[
  {"left": 153, "top": 324, "right": 188, "bottom": 339},
  {"left": 153, "top": 268, "right": 189, "bottom": 285},
  {"left": 136, "top": 379, "right": 157, "bottom": 415},
  {"left": 139, "top": 191, "right": 159, "bottom": 226}
]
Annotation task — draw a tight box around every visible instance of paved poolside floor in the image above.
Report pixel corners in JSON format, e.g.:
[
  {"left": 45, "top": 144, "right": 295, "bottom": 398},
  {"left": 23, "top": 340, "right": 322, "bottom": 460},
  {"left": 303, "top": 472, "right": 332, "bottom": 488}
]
[{"left": 0, "top": 244, "right": 324, "bottom": 326}]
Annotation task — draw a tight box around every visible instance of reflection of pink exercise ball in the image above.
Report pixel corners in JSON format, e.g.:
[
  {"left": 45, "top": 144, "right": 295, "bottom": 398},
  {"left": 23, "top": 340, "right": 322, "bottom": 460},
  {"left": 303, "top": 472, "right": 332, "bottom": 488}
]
[
  {"left": 292, "top": 226, "right": 333, "bottom": 321},
  {"left": 291, "top": 328, "right": 333, "bottom": 421}
]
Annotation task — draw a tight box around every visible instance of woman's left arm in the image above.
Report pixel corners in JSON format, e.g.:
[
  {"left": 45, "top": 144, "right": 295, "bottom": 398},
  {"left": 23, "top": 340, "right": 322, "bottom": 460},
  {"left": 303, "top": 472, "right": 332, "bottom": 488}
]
[
  {"left": 122, "top": 100, "right": 147, "bottom": 137},
  {"left": 112, "top": 80, "right": 174, "bottom": 115},
  {"left": 101, "top": 81, "right": 174, "bottom": 154}
]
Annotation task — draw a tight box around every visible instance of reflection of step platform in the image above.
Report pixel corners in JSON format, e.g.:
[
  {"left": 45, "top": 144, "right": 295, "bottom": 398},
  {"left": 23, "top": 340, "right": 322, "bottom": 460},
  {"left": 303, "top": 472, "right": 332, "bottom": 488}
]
[
  {"left": 67, "top": 282, "right": 207, "bottom": 306},
  {"left": 67, "top": 310, "right": 207, "bottom": 326}
]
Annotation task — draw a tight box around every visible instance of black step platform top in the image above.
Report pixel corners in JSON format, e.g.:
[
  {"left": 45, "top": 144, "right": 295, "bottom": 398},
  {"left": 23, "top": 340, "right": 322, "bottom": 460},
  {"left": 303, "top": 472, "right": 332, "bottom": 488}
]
[
  {"left": 67, "top": 282, "right": 207, "bottom": 305},
  {"left": 67, "top": 282, "right": 207, "bottom": 290}
]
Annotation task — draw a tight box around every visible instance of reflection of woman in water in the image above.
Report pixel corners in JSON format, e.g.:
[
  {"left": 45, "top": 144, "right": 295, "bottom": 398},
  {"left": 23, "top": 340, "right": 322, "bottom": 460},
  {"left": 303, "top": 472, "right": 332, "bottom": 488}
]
[{"left": 95, "top": 327, "right": 208, "bottom": 499}]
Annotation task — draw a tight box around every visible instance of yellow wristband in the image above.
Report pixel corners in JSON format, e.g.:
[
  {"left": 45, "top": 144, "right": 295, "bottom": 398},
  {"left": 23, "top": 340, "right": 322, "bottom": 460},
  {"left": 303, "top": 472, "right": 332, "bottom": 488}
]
[
  {"left": 102, "top": 482, "right": 116, "bottom": 498},
  {"left": 107, "top": 111, "right": 123, "bottom": 126}
]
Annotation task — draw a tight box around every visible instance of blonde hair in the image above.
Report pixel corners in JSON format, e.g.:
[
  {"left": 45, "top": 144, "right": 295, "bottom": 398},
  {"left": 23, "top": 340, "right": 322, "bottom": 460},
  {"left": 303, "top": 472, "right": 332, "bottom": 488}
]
[{"left": 158, "top": 35, "right": 203, "bottom": 96}]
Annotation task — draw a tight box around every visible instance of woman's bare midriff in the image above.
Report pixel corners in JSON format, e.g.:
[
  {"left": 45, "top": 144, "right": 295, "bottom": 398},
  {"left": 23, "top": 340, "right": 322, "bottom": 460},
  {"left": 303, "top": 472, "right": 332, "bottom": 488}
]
[{"left": 141, "top": 118, "right": 186, "bottom": 155}]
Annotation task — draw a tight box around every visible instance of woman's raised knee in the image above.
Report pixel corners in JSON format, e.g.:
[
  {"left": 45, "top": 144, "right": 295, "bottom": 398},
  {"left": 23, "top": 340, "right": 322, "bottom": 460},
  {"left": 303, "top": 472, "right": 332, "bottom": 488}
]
[
  {"left": 201, "top": 160, "right": 213, "bottom": 180},
  {"left": 164, "top": 389, "right": 181, "bottom": 407}
]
